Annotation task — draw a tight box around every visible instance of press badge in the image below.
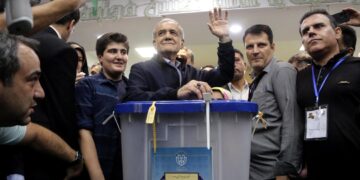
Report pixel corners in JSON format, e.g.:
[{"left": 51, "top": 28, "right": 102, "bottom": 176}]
[{"left": 305, "top": 105, "right": 328, "bottom": 140}]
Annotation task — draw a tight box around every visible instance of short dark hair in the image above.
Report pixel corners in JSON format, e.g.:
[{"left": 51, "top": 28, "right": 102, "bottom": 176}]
[
  {"left": 96, "top": 32, "right": 129, "bottom": 56},
  {"left": 243, "top": 24, "right": 273, "bottom": 44},
  {"left": 234, "top": 48, "right": 244, "bottom": 59},
  {"left": 299, "top": 9, "right": 338, "bottom": 35},
  {"left": 0, "top": 32, "right": 39, "bottom": 86},
  {"left": 339, "top": 24, "right": 356, "bottom": 52},
  {"left": 55, "top": 9, "right": 80, "bottom": 25}
]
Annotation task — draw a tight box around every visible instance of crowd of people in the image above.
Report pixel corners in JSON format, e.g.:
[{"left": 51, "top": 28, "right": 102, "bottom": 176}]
[{"left": 0, "top": 0, "right": 360, "bottom": 179}]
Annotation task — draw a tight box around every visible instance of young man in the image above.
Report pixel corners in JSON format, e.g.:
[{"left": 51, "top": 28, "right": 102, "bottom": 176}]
[
  {"left": 244, "top": 24, "right": 302, "bottom": 180},
  {"left": 297, "top": 9, "right": 360, "bottom": 179},
  {"left": 223, "top": 48, "right": 249, "bottom": 100},
  {"left": 126, "top": 8, "right": 234, "bottom": 101},
  {"left": 76, "top": 32, "right": 129, "bottom": 180}
]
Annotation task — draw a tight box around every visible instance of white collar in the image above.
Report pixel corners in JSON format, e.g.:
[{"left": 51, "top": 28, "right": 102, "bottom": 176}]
[
  {"left": 49, "top": 25, "right": 62, "bottom": 39},
  {"left": 164, "top": 57, "right": 181, "bottom": 68}
]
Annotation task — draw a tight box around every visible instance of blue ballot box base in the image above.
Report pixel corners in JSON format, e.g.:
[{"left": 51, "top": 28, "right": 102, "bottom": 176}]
[{"left": 151, "top": 147, "right": 212, "bottom": 180}]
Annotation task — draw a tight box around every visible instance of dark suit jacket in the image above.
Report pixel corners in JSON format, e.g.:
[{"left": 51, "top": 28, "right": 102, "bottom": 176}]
[
  {"left": 126, "top": 41, "right": 235, "bottom": 101},
  {"left": 29, "top": 27, "right": 78, "bottom": 179},
  {"left": 31, "top": 27, "right": 78, "bottom": 147},
  {"left": 23, "top": 27, "right": 78, "bottom": 180}
]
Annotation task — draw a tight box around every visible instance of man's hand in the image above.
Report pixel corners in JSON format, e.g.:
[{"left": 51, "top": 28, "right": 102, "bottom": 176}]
[
  {"left": 207, "top": 8, "right": 231, "bottom": 43},
  {"left": 177, "top": 80, "right": 212, "bottom": 100},
  {"left": 343, "top": 7, "right": 360, "bottom": 27},
  {"left": 64, "top": 156, "right": 84, "bottom": 180},
  {"left": 276, "top": 175, "right": 290, "bottom": 180}
]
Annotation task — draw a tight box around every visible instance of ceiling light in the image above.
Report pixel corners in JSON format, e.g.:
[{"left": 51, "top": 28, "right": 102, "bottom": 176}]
[
  {"left": 230, "top": 24, "right": 242, "bottom": 34},
  {"left": 135, "top": 47, "right": 157, "bottom": 58}
]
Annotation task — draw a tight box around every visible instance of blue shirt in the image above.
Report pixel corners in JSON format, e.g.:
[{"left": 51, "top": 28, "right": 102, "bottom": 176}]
[{"left": 75, "top": 72, "right": 127, "bottom": 179}]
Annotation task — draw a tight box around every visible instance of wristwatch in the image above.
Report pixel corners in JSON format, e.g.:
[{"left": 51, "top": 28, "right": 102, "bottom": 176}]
[{"left": 69, "top": 151, "right": 83, "bottom": 166}]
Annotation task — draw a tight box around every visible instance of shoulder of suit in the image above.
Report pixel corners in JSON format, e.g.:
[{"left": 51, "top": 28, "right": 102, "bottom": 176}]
[{"left": 273, "top": 60, "right": 296, "bottom": 73}]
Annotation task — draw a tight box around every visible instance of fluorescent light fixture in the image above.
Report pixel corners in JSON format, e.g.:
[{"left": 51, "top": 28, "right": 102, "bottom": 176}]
[
  {"left": 230, "top": 24, "right": 242, "bottom": 34},
  {"left": 135, "top": 47, "right": 157, "bottom": 58},
  {"left": 299, "top": 44, "right": 305, "bottom": 51}
]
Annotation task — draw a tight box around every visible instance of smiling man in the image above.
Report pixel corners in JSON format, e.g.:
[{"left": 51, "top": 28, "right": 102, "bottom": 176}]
[
  {"left": 75, "top": 32, "right": 129, "bottom": 180},
  {"left": 297, "top": 9, "right": 360, "bottom": 179},
  {"left": 125, "top": 8, "right": 234, "bottom": 101},
  {"left": 244, "top": 24, "right": 302, "bottom": 180}
]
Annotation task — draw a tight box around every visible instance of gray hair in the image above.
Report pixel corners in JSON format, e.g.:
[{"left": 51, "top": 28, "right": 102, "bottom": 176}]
[{"left": 152, "top": 18, "right": 185, "bottom": 40}]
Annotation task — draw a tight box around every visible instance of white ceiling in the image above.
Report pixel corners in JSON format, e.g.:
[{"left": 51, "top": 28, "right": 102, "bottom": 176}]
[{"left": 69, "top": 3, "right": 360, "bottom": 73}]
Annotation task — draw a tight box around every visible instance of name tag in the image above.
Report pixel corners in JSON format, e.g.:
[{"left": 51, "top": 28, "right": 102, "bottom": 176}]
[{"left": 305, "top": 105, "right": 328, "bottom": 140}]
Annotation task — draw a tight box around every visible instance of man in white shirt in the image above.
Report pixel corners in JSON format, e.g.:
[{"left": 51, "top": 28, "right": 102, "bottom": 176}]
[{"left": 224, "top": 48, "right": 249, "bottom": 100}]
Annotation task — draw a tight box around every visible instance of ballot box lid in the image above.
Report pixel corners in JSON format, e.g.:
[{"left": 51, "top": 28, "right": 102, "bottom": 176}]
[{"left": 115, "top": 100, "right": 258, "bottom": 113}]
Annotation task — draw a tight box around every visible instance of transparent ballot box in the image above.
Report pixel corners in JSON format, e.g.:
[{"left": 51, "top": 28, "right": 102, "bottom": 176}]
[{"left": 115, "top": 100, "right": 258, "bottom": 180}]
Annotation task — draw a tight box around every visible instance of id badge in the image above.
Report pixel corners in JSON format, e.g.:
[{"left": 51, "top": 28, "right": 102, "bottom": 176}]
[{"left": 305, "top": 105, "right": 328, "bottom": 140}]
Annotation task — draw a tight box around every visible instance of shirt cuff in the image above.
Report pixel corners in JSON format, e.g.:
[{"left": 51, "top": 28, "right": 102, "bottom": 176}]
[{"left": 6, "top": 174, "right": 25, "bottom": 180}]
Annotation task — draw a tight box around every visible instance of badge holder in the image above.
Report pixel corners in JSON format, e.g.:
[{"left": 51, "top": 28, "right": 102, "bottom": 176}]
[{"left": 304, "top": 104, "right": 328, "bottom": 141}]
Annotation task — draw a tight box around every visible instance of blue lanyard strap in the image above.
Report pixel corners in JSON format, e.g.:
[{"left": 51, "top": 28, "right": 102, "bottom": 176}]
[{"left": 311, "top": 56, "right": 347, "bottom": 105}]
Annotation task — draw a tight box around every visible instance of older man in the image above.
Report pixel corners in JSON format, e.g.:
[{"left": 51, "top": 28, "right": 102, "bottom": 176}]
[{"left": 126, "top": 8, "right": 234, "bottom": 101}]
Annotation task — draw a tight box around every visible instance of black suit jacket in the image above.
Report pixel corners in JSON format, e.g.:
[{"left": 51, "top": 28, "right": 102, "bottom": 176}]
[
  {"left": 31, "top": 27, "right": 78, "bottom": 148},
  {"left": 126, "top": 41, "right": 235, "bottom": 101}
]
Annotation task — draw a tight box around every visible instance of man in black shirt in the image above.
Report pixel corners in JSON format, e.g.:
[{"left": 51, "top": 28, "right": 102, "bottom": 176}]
[{"left": 297, "top": 9, "right": 360, "bottom": 179}]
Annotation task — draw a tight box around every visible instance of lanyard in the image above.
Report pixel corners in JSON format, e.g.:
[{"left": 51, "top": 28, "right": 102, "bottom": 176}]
[{"left": 311, "top": 56, "right": 347, "bottom": 105}]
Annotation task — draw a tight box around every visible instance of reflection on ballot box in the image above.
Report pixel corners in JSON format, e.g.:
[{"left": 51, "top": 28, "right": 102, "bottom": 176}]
[{"left": 115, "top": 100, "right": 258, "bottom": 180}]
